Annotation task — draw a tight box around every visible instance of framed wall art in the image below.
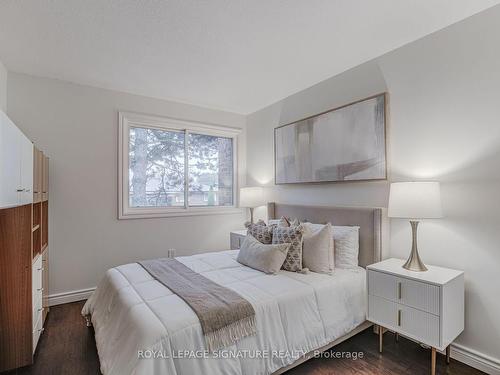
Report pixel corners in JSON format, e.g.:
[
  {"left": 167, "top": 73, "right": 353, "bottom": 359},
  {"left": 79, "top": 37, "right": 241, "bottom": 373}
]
[{"left": 274, "top": 93, "right": 387, "bottom": 184}]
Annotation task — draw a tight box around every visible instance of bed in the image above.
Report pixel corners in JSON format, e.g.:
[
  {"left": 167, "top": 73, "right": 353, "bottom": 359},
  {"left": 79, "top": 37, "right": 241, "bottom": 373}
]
[{"left": 82, "top": 203, "right": 385, "bottom": 375}]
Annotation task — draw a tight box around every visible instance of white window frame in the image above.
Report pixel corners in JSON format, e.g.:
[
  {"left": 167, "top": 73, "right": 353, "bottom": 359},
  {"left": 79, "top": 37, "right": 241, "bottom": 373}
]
[{"left": 118, "top": 111, "right": 242, "bottom": 219}]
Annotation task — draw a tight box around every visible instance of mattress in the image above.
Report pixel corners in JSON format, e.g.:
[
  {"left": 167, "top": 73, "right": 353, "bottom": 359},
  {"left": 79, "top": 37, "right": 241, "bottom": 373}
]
[{"left": 82, "top": 250, "right": 367, "bottom": 375}]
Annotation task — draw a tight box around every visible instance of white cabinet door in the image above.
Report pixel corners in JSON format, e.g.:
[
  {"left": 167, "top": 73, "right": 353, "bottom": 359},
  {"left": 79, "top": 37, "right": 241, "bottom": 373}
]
[
  {"left": 0, "top": 110, "right": 33, "bottom": 207},
  {"left": 20, "top": 133, "right": 33, "bottom": 204},
  {"left": 0, "top": 111, "right": 22, "bottom": 208}
]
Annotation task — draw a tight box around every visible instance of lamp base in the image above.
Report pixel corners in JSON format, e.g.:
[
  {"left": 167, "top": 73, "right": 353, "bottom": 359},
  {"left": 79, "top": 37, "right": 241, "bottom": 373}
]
[{"left": 402, "top": 221, "right": 428, "bottom": 272}]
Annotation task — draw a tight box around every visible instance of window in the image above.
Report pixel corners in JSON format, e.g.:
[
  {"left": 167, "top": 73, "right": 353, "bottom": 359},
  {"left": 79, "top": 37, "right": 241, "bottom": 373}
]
[{"left": 119, "top": 112, "right": 240, "bottom": 219}]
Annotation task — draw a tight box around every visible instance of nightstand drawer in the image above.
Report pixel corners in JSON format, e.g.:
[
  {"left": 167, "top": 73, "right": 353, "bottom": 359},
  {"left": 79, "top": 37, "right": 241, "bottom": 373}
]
[
  {"left": 368, "top": 270, "right": 398, "bottom": 301},
  {"left": 399, "top": 277, "right": 440, "bottom": 315},
  {"left": 368, "top": 270, "right": 440, "bottom": 315},
  {"left": 369, "top": 295, "right": 440, "bottom": 347},
  {"left": 367, "top": 294, "right": 398, "bottom": 327}
]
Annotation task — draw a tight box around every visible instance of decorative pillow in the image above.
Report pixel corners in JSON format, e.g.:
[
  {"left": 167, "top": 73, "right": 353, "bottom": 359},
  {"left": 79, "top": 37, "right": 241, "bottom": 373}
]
[
  {"left": 268, "top": 216, "right": 291, "bottom": 227},
  {"left": 333, "top": 226, "right": 360, "bottom": 269},
  {"left": 244, "top": 219, "right": 266, "bottom": 228},
  {"left": 301, "top": 222, "right": 313, "bottom": 236},
  {"left": 272, "top": 225, "right": 304, "bottom": 272},
  {"left": 246, "top": 222, "right": 274, "bottom": 244},
  {"left": 302, "top": 222, "right": 334, "bottom": 274},
  {"left": 302, "top": 223, "right": 359, "bottom": 269},
  {"left": 236, "top": 235, "right": 290, "bottom": 274}
]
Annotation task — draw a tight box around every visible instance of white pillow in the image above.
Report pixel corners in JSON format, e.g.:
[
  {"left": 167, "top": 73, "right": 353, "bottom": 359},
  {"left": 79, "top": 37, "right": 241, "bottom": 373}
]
[
  {"left": 236, "top": 234, "right": 290, "bottom": 274},
  {"left": 332, "top": 226, "right": 359, "bottom": 269},
  {"left": 302, "top": 222, "right": 334, "bottom": 274},
  {"left": 303, "top": 223, "right": 359, "bottom": 269}
]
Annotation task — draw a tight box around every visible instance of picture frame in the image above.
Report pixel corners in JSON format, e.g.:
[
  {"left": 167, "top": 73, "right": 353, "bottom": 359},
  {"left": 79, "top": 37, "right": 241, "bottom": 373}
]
[{"left": 274, "top": 93, "right": 387, "bottom": 184}]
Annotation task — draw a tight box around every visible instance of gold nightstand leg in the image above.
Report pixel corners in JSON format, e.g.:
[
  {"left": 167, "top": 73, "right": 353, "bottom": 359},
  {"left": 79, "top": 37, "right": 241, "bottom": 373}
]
[
  {"left": 446, "top": 345, "right": 451, "bottom": 364},
  {"left": 379, "top": 325, "right": 384, "bottom": 353},
  {"left": 431, "top": 347, "right": 436, "bottom": 375}
]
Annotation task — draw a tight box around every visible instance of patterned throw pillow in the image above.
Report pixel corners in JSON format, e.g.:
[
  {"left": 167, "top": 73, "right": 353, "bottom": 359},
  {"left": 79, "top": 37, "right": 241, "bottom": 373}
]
[
  {"left": 246, "top": 222, "right": 274, "bottom": 244},
  {"left": 272, "top": 225, "right": 304, "bottom": 272},
  {"left": 268, "top": 216, "right": 291, "bottom": 227},
  {"left": 279, "top": 216, "right": 291, "bottom": 227},
  {"left": 244, "top": 219, "right": 266, "bottom": 228}
]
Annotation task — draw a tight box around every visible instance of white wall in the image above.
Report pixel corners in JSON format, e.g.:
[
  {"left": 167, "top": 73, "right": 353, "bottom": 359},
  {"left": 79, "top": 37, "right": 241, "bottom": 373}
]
[
  {"left": 6, "top": 74, "right": 247, "bottom": 297},
  {"left": 247, "top": 61, "right": 389, "bottom": 210},
  {"left": 0, "top": 58, "right": 7, "bottom": 111},
  {"left": 247, "top": 5, "right": 500, "bottom": 369}
]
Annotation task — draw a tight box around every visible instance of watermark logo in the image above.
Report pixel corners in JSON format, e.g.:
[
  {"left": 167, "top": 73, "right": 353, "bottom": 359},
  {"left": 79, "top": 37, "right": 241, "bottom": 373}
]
[
  {"left": 138, "top": 349, "right": 364, "bottom": 361},
  {"left": 313, "top": 350, "right": 364, "bottom": 361}
]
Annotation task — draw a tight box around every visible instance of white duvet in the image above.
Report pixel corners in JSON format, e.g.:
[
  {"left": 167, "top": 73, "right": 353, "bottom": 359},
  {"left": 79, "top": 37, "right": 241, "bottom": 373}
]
[{"left": 82, "top": 250, "right": 367, "bottom": 375}]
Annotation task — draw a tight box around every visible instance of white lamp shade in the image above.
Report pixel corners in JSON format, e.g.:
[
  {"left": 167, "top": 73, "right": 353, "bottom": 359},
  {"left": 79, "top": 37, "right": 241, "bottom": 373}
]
[
  {"left": 239, "top": 187, "right": 264, "bottom": 208},
  {"left": 388, "top": 182, "right": 443, "bottom": 219}
]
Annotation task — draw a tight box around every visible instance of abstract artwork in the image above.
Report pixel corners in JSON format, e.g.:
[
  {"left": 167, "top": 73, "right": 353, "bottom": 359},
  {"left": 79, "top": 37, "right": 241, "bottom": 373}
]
[{"left": 275, "top": 94, "right": 387, "bottom": 184}]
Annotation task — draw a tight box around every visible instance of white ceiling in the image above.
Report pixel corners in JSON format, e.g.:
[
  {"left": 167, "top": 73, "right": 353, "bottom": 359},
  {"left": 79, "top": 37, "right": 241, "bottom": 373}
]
[{"left": 0, "top": 1, "right": 499, "bottom": 114}]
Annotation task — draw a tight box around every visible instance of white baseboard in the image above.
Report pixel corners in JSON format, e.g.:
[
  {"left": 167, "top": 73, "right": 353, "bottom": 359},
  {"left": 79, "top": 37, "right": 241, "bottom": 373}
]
[
  {"left": 451, "top": 343, "right": 500, "bottom": 375},
  {"left": 48, "top": 287, "right": 95, "bottom": 306},
  {"left": 383, "top": 330, "right": 500, "bottom": 374}
]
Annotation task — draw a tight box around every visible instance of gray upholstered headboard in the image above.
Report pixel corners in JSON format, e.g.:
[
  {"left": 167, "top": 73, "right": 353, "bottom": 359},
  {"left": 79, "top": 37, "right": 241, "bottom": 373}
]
[{"left": 267, "top": 202, "right": 383, "bottom": 268}]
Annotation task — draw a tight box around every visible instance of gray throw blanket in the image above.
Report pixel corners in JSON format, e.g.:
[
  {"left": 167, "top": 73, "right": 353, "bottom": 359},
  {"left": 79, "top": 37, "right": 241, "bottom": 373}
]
[{"left": 138, "top": 258, "right": 256, "bottom": 351}]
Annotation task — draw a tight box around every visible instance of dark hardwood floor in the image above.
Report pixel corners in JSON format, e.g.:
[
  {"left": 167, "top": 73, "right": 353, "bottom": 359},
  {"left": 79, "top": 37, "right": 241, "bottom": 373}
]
[{"left": 5, "top": 301, "right": 482, "bottom": 375}]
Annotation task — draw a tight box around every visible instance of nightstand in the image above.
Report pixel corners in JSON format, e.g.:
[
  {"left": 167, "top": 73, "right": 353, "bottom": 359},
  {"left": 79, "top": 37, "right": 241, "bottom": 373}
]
[
  {"left": 367, "top": 258, "right": 464, "bottom": 375},
  {"left": 230, "top": 230, "right": 247, "bottom": 250}
]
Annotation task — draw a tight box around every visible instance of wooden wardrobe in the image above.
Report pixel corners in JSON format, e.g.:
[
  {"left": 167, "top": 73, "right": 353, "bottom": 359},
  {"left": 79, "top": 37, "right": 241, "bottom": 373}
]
[{"left": 0, "top": 110, "right": 50, "bottom": 372}]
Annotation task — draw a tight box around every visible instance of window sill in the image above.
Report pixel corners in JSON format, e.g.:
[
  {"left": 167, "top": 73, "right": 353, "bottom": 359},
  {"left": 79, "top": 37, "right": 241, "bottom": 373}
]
[{"left": 118, "top": 207, "right": 245, "bottom": 220}]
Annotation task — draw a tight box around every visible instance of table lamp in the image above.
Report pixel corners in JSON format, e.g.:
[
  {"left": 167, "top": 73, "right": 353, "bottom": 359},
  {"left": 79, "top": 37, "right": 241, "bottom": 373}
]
[
  {"left": 239, "top": 187, "right": 264, "bottom": 224},
  {"left": 388, "top": 182, "right": 443, "bottom": 272}
]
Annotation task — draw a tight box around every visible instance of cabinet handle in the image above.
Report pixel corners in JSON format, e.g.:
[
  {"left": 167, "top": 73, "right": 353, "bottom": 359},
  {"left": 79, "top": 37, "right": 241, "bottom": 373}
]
[
  {"left": 37, "top": 287, "right": 44, "bottom": 292},
  {"left": 16, "top": 188, "right": 25, "bottom": 192},
  {"left": 25, "top": 189, "right": 31, "bottom": 192},
  {"left": 398, "top": 282, "right": 402, "bottom": 299},
  {"left": 38, "top": 307, "right": 44, "bottom": 312},
  {"left": 397, "top": 309, "right": 402, "bottom": 326},
  {"left": 38, "top": 327, "right": 45, "bottom": 333},
  {"left": 38, "top": 267, "right": 44, "bottom": 271}
]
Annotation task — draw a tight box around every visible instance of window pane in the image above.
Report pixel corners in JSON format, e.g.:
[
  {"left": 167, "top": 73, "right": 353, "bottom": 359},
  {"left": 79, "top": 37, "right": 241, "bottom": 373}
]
[
  {"left": 188, "top": 133, "right": 233, "bottom": 207},
  {"left": 129, "top": 126, "right": 185, "bottom": 207}
]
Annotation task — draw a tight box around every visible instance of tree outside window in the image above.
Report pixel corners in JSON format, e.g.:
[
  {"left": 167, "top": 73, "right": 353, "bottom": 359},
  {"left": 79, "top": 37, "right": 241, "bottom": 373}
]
[{"left": 128, "top": 126, "right": 233, "bottom": 208}]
